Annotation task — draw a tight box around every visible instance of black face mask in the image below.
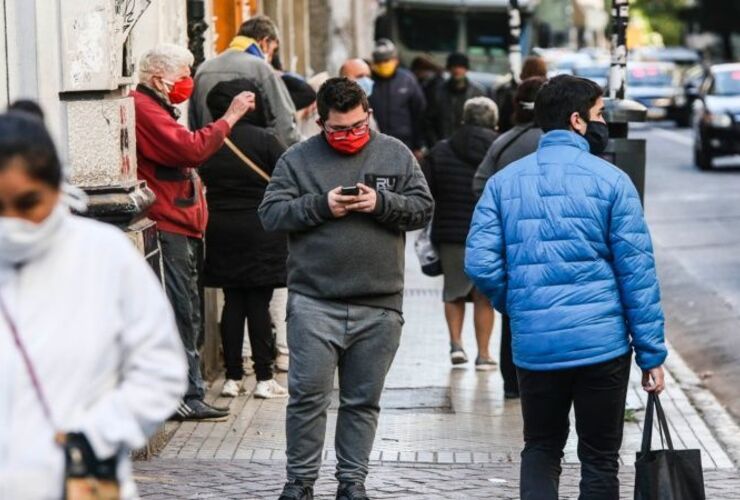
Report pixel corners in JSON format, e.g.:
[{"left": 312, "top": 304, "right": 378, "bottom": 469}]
[{"left": 582, "top": 120, "right": 609, "bottom": 155}]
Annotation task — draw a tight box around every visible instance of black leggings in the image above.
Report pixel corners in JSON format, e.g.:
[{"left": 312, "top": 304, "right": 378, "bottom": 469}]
[{"left": 220, "top": 287, "right": 275, "bottom": 381}]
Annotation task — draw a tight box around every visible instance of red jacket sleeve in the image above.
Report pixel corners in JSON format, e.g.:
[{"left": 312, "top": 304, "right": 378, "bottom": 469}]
[{"left": 135, "top": 94, "right": 231, "bottom": 169}]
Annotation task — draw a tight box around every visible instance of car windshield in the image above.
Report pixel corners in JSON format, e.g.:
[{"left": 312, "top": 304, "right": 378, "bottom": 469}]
[
  {"left": 628, "top": 66, "right": 673, "bottom": 86},
  {"left": 713, "top": 70, "right": 740, "bottom": 96}
]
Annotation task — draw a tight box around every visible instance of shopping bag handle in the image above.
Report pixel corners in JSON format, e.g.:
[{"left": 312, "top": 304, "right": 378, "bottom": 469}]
[{"left": 641, "top": 392, "right": 675, "bottom": 454}]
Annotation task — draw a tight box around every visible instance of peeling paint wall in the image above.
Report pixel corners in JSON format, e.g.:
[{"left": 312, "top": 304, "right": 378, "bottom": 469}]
[{"left": 66, "top": 97, "right": 137, "bottom": 188}]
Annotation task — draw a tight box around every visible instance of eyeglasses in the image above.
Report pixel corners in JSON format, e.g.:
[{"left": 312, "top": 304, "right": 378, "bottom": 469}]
[{"left": 321, "top": 115, "right": 371, "bottom": 140}]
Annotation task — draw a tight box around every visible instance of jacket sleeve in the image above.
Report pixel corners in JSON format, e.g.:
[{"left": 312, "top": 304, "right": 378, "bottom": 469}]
[
  {"left": 373, "top": 154, "right": 434, "bottom": 232},
  {"left": 259, "top": 155, "right": 334, "bottom": 232},
  {"left": 261, "top": 67, "right": 302, "bottom": 146},
  {"left": 409, "top": 77, "right": 427, "bottom": 150},
  {"left": 136, "top": 101, "right": 231, "bottom": 169},
  {"left": 465, "top": 177, "right": 507, "bottom": 311},
  {"left": 609, "top": 175, "right": 667, "bottom": 370},
  {"left": 78, "top": 237, "right": 187, "bottom": 459},
  {"left": 423, "top": 84, "right": 440, "bottom": 147},
  {"left": 473, "top": 144, "right": 498, "bottom": 198}
]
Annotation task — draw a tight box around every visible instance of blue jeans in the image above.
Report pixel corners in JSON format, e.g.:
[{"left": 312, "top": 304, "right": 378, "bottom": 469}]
[{"left": 159, "top": 231, "right": 206, "bottom": 402}]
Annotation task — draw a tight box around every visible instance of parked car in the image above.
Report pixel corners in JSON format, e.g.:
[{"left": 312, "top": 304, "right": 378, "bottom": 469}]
[
  {"left": 633, "top": 47, "right": 702, "bottom": 127},
  {"left": 626, "top": 61, "right": 690, "bottom": 126},
  {"left": 693, "top": 63, "right": 740, "bottom": 170},
  {"left": 573, "top": 62, "right": 610, "bottom": 90}
]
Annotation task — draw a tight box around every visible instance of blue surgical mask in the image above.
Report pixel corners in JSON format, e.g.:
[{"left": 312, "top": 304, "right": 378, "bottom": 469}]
[{"left": 356, "top": 76, "right": 374, "bottom": 97}]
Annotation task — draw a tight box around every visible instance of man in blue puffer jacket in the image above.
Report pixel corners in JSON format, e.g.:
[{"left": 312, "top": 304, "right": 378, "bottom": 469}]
[{"left": 465, "top": 75, "right": 667, "bottom": 500}]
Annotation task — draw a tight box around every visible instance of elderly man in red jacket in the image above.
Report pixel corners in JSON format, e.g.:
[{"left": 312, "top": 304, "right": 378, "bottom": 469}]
[{"left": 132, "top": 43, "right": 254, "bottom": 421}]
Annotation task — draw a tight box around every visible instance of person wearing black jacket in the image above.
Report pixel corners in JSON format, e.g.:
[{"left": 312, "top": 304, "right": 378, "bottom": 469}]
[
  {"left": 201, "top": 79, "right": 289, "bottom": 400},
  {"left": 425, "top": 52, "right": 487, "bottom": 146},
  {"left": 369, "top": 39, "right": 427, "bottom": 159},
  {"left": 494, "top": 55, "right": 547, "bottom": 133},
  {"left": 423, "top": 96, "right": 499, "bottom": 370}
]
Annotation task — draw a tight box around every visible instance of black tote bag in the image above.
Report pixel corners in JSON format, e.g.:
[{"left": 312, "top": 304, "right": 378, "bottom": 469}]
[{"left": 634, "top": 393, "right": 705, "bottom": 500}]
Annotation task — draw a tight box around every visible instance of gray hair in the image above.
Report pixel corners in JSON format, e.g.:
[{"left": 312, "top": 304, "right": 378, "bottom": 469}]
[
  {"left": 138, "top": 44, "right": 194, "bottom": 84},
  {"left": 463, "top": 96, "right": 499, "bottom": 130}
]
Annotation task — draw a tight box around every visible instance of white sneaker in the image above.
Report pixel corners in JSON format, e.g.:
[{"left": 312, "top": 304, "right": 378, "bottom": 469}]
[
  {"left": 276, "top": 353, "right": 289, "bottom": 372},
  {"left": 221, "top": 379, "right": 241, "bottom": 398},
  {"left": 254, "top": 379, "right": 289, "bottom": 399}
]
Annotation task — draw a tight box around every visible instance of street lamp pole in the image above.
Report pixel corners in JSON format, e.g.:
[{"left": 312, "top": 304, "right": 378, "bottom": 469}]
[
  {"left": 608, "top": 0, "right": 629, "bottom": 100},
  {"left": 509, "top": 0, "right": 523, "bottom": 84}
]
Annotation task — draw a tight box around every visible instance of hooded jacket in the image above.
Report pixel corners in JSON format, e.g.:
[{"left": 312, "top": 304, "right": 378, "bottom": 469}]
[
  {"left": 465, "top": 130, "right": 667, "bottom": 371},
  {"left": 424, "top": 124, "right": 497, "bottom": 244}
]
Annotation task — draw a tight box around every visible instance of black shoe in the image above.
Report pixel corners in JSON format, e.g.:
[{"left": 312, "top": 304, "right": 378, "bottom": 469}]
[
  {"left": 279, "top": 480, "right": 314, "bottom": 500},
  {"left": 336, "top": 482, "right": 369, "bottom": 500},
  {"left": 504, "top": 390, "right": 520, "bottom": 400},
  {"left": 203, "top": 400, "right": 230, "bottom": 412},
  {"left": 170, "top": 399, "right": 229, "bottom": 422}
]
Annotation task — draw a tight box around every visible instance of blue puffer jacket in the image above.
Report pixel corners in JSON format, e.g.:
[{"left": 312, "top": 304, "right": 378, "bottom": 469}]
[{"left": 465, "top": 130, "right": 667, "bottom": 371}]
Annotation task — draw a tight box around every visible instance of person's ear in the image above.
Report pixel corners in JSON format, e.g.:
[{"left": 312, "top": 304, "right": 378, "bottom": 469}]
[{"left": 570, "top": 111, "right": 587, "bottom": 134}]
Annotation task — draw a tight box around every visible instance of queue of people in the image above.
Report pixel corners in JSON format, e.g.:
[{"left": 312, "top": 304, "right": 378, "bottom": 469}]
[{"left": 0, "top": 19, "right": 668, "bottom": 500}]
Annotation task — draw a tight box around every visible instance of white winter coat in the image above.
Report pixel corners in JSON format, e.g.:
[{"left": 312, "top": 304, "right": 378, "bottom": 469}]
[{"left": 0, "top": 214, "right": 187, "bottom": 499}]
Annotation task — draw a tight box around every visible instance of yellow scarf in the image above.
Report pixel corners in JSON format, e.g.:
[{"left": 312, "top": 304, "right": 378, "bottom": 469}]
[{"left": 228, "top": 35, "right": 260, "bottom": 54}]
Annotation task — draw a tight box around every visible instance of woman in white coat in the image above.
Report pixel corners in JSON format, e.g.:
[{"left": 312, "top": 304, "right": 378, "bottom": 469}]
[{"left": 0, "top": 111, "right": 188, "bottom": 498}]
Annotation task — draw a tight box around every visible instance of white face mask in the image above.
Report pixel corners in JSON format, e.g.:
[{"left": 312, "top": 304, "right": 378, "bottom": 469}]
[{"left": 0, "top": 202, "right": 68, "bottom": 268}]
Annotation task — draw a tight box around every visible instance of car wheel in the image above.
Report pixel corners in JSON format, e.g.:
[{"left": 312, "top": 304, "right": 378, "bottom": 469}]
[{"left": 695, "top": 147, "right": 712, "bottom": 170}]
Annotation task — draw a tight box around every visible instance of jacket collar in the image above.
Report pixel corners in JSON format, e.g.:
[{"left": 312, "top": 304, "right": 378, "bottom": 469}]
[
  {"left": 136, "top": 84, "right": 181, "bottom": 120},
  {"left": 538, "top": 129, "right": 589, "bottom": 152}
]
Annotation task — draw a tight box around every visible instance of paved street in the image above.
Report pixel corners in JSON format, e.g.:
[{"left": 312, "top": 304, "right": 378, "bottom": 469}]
[
  {"left": 637, "top": 123, "right": 740, "bottom": 421},
  {"left": 133, "top": 128, "right": 740, "bottom": 498}
]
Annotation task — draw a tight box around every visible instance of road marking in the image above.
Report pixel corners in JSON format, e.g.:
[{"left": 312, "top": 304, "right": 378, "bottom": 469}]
[{"left": 651, "top": 127, "right": 694, "bottom": 147}]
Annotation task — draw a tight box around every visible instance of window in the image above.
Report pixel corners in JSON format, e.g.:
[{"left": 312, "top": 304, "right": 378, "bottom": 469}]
[
  {"left": 712, "top": 69, "right": 740, "bottom": 96},
  {"left": 397, "top": 10, "right": 459, "bottom": 53}
]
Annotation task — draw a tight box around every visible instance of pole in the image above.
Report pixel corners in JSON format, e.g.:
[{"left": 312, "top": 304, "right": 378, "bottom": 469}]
[
  {"left": 187, "top": 0, "right": 208, "bottom": 71},
  {"left": 509, "top": 0, "right": 522, "bottom": 84},
  {"left": 608, "top": 0, "right": 629, "bottom": 100}
]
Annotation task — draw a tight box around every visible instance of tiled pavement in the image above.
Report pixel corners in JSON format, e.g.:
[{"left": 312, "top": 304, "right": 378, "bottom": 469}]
[{"left": 134, "top": 238, "right": 740, "bottom": 498}]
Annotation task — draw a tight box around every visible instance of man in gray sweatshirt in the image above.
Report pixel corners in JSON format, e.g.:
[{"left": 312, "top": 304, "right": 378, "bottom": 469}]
[{"left": 259, "top": 78, "right": 434, "bottom": 500}]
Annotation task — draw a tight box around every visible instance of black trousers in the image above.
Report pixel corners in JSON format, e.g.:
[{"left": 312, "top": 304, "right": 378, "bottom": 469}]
[
  {"left": 500, "top": 314, "right": 518, "bottom": 394},
  {"left": 220, "top": 287, "right": 275, "bottom": 381},
  {"left": 518, "top": 352, "right": 631, "bottom": 500}
]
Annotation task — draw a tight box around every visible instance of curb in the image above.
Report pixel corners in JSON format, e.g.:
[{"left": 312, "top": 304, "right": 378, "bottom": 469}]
[{"left": 665, "top": 339, "right": 740, "bottom": 467}]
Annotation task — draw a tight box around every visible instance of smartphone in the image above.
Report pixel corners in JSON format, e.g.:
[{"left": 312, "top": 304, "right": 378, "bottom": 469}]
[{"left": 341, "top": 186, "right": 360, "bottom": 196}]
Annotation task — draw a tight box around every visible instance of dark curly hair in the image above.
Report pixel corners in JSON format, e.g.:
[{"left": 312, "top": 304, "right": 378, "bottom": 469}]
[{"left": 316, "top": 77, "right": 369, "bottom": 122}]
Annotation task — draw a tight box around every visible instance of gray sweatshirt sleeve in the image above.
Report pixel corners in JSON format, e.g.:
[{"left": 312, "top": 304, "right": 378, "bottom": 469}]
[
  {"left": 373, "top": 156, "right": 435, "bottom": 231},
  {"left": 259, "top": 156, "right": 334, "bottom": 232},
  {"left": 262, "top": 68, "right": 302, "bottom": 146},
  {"left": 473, "top": 143, "right": 499, "bottom": 198}
]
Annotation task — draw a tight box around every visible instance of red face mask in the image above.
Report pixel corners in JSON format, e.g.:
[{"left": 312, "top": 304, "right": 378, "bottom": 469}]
[
  {"left": 164, "top": 76, "right": 194, "bottom": 104},
  {"left": 321, "top": 117, "right": 371, "bottom": 155}
]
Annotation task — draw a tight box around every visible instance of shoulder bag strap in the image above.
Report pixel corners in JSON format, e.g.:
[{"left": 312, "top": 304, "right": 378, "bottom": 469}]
[
  {"left": 491, "top": 123, "right": 535, "bottom": 172},
  {"left": 223, "top": 137, "right": 272, "bottom": 183},
  {"left": 0, "top": 294, "right": 56, "bottom": 428}
]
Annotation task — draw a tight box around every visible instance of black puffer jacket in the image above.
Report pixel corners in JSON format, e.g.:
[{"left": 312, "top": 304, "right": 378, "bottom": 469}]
[
  {"left": 424, "top": 124, "right": 498, "bottom": 244},
  {"left": 369, "top": 67, "right": 427, "bottom": 150}
]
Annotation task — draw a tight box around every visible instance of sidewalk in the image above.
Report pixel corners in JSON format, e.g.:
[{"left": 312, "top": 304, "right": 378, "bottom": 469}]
[{"left": 134, "top": 239, "right": 740, "bottom": 499}]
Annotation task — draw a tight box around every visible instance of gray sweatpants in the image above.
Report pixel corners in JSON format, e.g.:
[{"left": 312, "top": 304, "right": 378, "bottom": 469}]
[{"left": 285, "top": 292, "right": 403, "bottom": 485}]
